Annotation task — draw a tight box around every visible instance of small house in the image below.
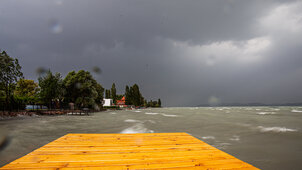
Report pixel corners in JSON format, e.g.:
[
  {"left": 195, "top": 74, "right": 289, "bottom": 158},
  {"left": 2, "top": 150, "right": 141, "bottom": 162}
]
[
  {"left": 116, "top": 96, "right": 127, "bottom": 107},
  {"left": 103, "top": 98, "right": 113, "bottom": 107}
]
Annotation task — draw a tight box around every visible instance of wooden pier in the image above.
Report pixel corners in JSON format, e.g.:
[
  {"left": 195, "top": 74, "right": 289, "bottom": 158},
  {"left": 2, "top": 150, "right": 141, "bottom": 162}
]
[{"left": 1, "top": 133, "right": 259, "bottom": 169}]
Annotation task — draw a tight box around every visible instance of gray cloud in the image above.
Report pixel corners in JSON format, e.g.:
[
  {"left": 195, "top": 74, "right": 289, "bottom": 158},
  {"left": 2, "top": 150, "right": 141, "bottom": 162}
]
[{"left": 1, "top": 0, "right": 302, "bottom": 106}]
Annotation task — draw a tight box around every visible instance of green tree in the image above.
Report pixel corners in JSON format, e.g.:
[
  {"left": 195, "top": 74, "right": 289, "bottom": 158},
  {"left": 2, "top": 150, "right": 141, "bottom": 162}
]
[
  {"left": 95, "top": 83, "right": 104, "bottom": 107},
  {"left": 38, "top": 70, "right": 63, "bottom": 109},
  {"left": 14, "top": 79, "right": 40, "bottom": 105},
  {"left": 0, "top": 50, "right": 23, "bottom": 110},
  {"left": 63, "top": 70, "right": 100, "bottom": 109},
  {"left": 125, "top": 85, "right": 130, "bottom": 105},
  {"left": 111, "top": 83, "right": 117, "bottom": 104},
  {"left": 0, "top": 83, "right": 5, "bottom": 109},
  {"left": 131, "top": 84, "right": 143, "bottom": 106},
  {"left": 63, "top": 71, "right": 77, "bottom": 103},
  {"left": 149, "top": 100, "right": 153, "bottom": 107},
  {"left": 158, "top": 98, "right": 161, "bottom": 107},
  {"left": 105, "top": 89, "right": 111, "bottom": 99}
]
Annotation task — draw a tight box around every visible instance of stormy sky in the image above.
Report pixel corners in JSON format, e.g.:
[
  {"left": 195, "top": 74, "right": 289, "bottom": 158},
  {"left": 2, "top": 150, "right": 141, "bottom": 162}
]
[{"left": 1, "top": 0, "right": 302, "bottom": 106}]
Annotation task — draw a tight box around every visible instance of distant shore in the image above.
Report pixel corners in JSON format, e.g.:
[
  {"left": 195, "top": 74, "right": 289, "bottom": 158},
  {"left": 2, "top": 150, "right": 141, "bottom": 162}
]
[{"left": 0, "top": 109, "right": 106, "bottom": 118}]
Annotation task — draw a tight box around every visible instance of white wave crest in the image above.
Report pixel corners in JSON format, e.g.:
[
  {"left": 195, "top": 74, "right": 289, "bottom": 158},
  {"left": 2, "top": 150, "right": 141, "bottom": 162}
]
[
  {"left": 291, "top": 109, "right": 302, "bottom": 113},
  {"left": 124, "top": 119, "right": 142, "bottom": 123},
  {"left": 201, "top": 136, "right": 215, "bottom": 140},
  {"left": 257, "top": 126, "right": 298, "bottom": 133},
  {"left": 257, "top": 112, "right": 276, "bottom": 115},
  {"left": 120, "top": 123, "right": 154, "bottom": 134},
  {"left": 145, "top": 112, "right": 159, "bottom": 115},
  {"left": 161, "top": 113, "right": 179, "bottom": 117}
]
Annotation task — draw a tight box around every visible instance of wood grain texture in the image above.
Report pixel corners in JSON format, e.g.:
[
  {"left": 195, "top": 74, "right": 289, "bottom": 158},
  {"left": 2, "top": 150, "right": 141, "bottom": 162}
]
[{"left": 1, "top": 133, "right": 259, "bottom": 169}]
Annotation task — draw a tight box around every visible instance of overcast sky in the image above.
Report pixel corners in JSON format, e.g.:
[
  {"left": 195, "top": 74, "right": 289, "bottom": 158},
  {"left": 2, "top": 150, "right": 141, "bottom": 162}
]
[{"left": 1, "top": 0, "right": 302, "bottom": 106}]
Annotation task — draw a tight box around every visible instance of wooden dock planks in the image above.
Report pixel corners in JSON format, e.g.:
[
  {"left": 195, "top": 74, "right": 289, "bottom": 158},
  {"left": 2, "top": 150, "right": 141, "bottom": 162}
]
[{"left": 1, "top": 133, "right": 259, "bottom": 169}]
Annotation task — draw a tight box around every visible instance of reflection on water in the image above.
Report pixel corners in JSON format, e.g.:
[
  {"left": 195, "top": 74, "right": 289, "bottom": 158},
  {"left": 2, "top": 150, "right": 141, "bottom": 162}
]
[{"left": 0, "top": 106, "right": 302, "bottom": 169}]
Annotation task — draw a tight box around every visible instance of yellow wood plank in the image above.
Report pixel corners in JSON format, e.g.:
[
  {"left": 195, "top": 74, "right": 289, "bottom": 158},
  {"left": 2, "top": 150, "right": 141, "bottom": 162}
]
[
  {"left": 37, "top": 143, "right": 214, "bottom": 151},
  {"left": 2, "top": 158, "right": 255, "bottom": 169},
  {"left": 1, "top": 133, "right": 259, "bottom": 170},
  {"left": 10, "top": 151, "right": 234, "bottom": 164}
]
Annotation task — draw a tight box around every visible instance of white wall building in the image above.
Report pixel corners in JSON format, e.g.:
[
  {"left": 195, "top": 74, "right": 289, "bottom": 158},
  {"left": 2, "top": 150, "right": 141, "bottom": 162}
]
[{"left": 103, "top": 98, "right": 113, "bottom": 107}]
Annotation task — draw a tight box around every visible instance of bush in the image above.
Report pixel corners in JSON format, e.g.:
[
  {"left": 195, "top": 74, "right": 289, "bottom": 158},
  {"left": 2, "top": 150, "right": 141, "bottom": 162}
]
[{"left": 103, "top": 106, "right": 120, "bottom": 109}]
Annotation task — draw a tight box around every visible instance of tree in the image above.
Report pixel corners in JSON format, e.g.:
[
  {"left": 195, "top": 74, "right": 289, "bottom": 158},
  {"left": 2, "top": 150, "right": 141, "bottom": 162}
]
[
  {"left": 0, "top": 83, "right": 4, "bottom": 107},
  {"left": 95, "top": 83, "right": 104, "bottom": 107},
  {"left": 38, "top": 70, "right": 63, "bottom": 109},
  {"left": 15, "top": 79, "right": 39, "bottom": 97},
  {"left": 63, "top": 70, "right": 101, "bottom": 109},
  {"left": 130, "top": 84, "right": 143, "bottom": 106},
  {"left": 125, "top": 85, "right": 130, "bottom": 105},
  {"left": 111, "top": 83, "right": 117, "bottom": 104},
  {"left": 0, "top": 50, "right": 23, "bottom": 110},
  {"left": 105, "top": 89, "right": 111, "bottom": 99},
  {"left": 14, "top": 79, "right": 40, "bottom": 105},
  {"left": 158, "top": 98, "right": 161, "bottom": 107},
  {"left": 149, "top": 100, "right": 153, "bottom": 107}
]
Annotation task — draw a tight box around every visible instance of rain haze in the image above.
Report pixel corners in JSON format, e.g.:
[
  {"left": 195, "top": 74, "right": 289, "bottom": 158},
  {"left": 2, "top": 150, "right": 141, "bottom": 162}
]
[{"left": 1, "top": 0, "right": 302, "bottom": 106}]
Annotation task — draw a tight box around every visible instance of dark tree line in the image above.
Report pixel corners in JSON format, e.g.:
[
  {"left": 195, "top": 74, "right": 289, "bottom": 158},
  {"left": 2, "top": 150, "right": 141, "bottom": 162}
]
[
  {"left": 125, "top": 84, "right": 144, "bottom": 106},
  {"left": 0, "top": 50, "right": 162, "bottom": 111},
  {"left": 0, "top": 50, "right": 23, "bottom": 111},
  {"left": 144, "top": 99, "right": 161, "bottom": 107},
  {"left": 104, "top": 83, "right": 162, "bottom": 107},
  {"left": 0, "top": 50, "right": 105, "bottom": 110}
]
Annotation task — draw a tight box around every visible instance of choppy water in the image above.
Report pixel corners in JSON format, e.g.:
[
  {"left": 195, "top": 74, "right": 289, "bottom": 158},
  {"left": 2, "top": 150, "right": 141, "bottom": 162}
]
[{"left": 1, "top": 107, "right": 302, "bottom": 169}]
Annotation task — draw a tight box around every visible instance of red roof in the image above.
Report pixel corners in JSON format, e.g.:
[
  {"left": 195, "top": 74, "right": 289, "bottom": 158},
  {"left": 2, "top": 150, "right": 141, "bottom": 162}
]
[{"left": 116, "top": 96, "right": 126, "bottom": 105}]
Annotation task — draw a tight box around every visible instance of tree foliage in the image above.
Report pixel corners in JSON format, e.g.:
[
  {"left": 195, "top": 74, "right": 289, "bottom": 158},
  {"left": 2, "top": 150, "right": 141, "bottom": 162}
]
[
  {"left": 14, "top": 79, "right": 40, "bottom": 104},
  {"left": 125, "top": 85, "right": 130, "bottom": 105},
  {"left": 38, "top": 70, "right": 63, "bottom": 109},
  {"left": 0, "top": 50, "right": 23, "bottom": 110},
  {"left": 158, "top": 98, "right": 161, "bottom": 107},
  {"left": 95, "top": 83, "right": 104, "bottom": 106},
  {"left": 63, "top": 70, "right": 103, "bottom": 109},
  {"left": 111, "top": 83, "right": 117, "bottom": 104},
  {"left": 105, "top": 89, "right": 111, "bottom": 99},
  {"left": 145, "top": 98, "right": 162, "bottom": 107},
  {"left": 124, "top": 84, "right": 144, "bottom": 106}
]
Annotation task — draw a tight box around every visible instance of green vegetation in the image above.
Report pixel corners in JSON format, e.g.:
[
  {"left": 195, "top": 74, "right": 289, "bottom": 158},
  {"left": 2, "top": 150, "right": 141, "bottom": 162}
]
[
  {"left": 125, "top": 84, "right": 144, "bottom": 106},
  {"left": 125, "top": 85, "right": 130, "bottom": 105},
  {"left": 0, "top": 50, "right": 162, "bottom": 112},
  {"left": 63, "top": 70, "right": 104, "bottom": 109},
  {"left": 145, "top": 99, "right": 162, "bottom": 107},
  {"left": 38, "top": 71, "right": 63, "bottom": 109},
  {"left": 14, "top": 79, "right": 40, "bottom": 106},
  {"left": 105, "top": 89, "right": 110, "bottom": 99},
  {"left": 0, "top": 50, "right": 23, "bottom": 111},
  {"left": 103, "top": 106, "right": 120, "bottom": 109},
  {"left": 111, "top": 83, "right": 117, "bottom": 104}
]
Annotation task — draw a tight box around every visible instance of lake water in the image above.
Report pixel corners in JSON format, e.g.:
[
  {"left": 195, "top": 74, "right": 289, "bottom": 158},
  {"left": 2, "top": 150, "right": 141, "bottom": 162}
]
[{"left": 1, "top": 107, "right": 302, "bottom": 169}]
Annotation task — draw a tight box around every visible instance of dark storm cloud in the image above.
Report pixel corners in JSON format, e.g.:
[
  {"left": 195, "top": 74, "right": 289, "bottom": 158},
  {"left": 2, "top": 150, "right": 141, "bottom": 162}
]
[{"left": 1, "top": 0, "right": 302, "bottom": 106}]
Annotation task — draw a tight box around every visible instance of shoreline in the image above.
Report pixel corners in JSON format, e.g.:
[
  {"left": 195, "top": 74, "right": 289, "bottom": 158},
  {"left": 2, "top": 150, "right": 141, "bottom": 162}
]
[
  {"left": 0, "top": 109, "right": 106, "bottom": 119},
  {"left": 0, "top": 107, "right": 153, "bottom": 119}
]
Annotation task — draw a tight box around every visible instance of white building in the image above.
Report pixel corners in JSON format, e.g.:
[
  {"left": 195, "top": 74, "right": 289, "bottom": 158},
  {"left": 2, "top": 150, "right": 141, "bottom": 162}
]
[{"left": 103, "top": 98, "right": 113, "bottom": 107}]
